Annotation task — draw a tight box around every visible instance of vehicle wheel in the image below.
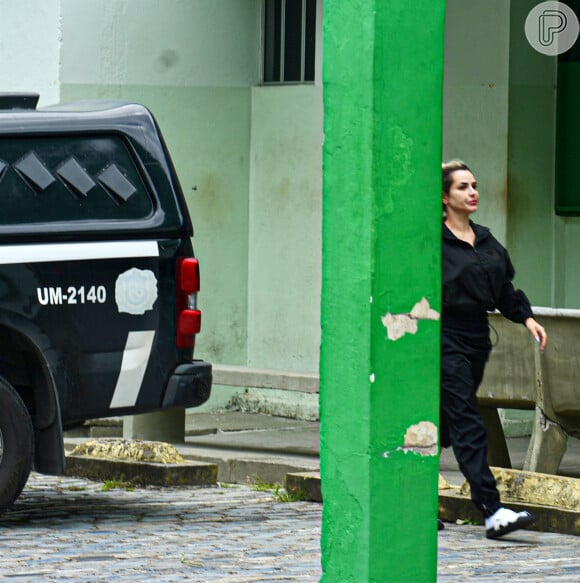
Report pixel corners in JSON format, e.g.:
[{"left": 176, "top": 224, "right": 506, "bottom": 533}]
[{"left": 0, "top": 377, "right": 33, "bottom": 512}]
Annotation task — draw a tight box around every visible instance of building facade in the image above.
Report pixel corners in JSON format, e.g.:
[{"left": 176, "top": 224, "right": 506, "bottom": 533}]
[{"left": 2, "top": 0, "right": 577, "bottom": 421}]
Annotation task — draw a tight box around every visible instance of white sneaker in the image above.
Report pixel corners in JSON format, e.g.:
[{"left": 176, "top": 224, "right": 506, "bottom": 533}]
[{"left": 485, "top": 507, "right": 536, "bottom": 539}]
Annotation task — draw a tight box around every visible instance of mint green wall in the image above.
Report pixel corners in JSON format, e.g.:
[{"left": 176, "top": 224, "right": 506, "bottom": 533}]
[
  {"left": 507, "top": 0, "right": 557, "bottom": 307},
  {"left": 248, "top": 86, "right": 322, "bottom": 372},
  {"left": 561, "top": 223, "right": 580, "bottom": 307},
  {"left": 60, "top": 0, "right": 260, "bottom": 88},
  {"left": 443, "top": 0, "right": 511, "bottom": 243},
  {"left": 0, "top": 0, "right": 61, "bottom": 106},
  {"left": 507, "top": 0, "right": 580, "bottom": 309},
  {"left": 59, "top": 0, "right": 576, "bottom": 402},
  {"left": 445, "top": 0, "right": 580, "bottom": 310},
  {"left": 60, "top": 0, "right": 260, "bottom": 368},
  {"left": 60, "top": 0, "right": 324, "bottom": 380},
  {"left": 60, "top": 84, "right": 253, "bottom": 367}
]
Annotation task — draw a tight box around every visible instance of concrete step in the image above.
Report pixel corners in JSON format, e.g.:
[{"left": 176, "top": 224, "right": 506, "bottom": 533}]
[{"left": 65, "top": 454, "right": 217, "bottom": 487}]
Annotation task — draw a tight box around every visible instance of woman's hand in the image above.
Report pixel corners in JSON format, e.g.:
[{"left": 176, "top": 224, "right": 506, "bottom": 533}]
[{"left": 525, "top": 317, "right": 548, "bottom": 352}]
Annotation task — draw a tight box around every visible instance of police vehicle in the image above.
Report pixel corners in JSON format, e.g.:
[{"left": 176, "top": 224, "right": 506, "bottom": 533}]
[{"left": 0, "top": 93, "right": 211, "bottom": 511}]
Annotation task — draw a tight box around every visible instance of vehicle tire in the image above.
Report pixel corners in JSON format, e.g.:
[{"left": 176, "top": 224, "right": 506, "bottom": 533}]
[{"left": 0, "top": 377, "right": 33, "bottom": 512}]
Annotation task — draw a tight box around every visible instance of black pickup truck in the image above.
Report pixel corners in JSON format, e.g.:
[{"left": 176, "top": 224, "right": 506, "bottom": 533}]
[{"left": 0, "top": 93, "right": 211, "bottom": 511}]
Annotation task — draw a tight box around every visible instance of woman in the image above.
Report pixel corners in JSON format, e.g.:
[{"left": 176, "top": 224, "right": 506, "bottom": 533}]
[{"left": 440, "top": 160, "right": 547, "bottom": 539}]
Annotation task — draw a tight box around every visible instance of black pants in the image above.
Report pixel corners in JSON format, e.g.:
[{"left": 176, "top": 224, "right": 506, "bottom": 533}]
[{"left": 440, "top": 328, "right": 501, "bottom": 517}]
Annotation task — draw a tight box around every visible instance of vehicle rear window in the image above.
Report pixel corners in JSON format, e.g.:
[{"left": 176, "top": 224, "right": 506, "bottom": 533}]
[{"left": 0, "top": 134, "right": 154, "bottom": 225}]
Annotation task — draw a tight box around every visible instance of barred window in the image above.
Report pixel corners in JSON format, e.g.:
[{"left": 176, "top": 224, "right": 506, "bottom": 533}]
[{"left": 263, "top": 0, "right": 317, "bottom": 83}]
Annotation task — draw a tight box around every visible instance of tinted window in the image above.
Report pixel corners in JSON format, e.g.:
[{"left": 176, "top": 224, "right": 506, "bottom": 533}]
[{"left": 0, "top": 135, "right": 154, "bottom": 226}]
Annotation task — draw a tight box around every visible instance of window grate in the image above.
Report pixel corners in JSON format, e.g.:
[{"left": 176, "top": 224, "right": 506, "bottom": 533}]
[{"left": 263, "top": 0, "right": 316, "bottom": 83}]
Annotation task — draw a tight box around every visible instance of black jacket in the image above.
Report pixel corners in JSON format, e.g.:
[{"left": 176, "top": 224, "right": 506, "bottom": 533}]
[{"left": 442, "top": 222, "right": 533, "bottom": 332}]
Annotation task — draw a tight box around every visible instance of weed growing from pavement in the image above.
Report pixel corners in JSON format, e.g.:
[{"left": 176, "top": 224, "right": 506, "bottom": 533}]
[
  {"left": 62, "top": 485, "right": 88, "bottom": 492},
  {"left": 455, "top": 518, "right": 482, "bottom": 526},
  {"left": 56, "top": 479, "right": 88, "bottom": 492},
  {"left": 101, "top": 480, "right": 135, "bottom": 492},
  {"left": 273, "top": 483, "right": 306, "bottom": 503},
  {"left": 251, "top": 477, "right": 306, "bottom": 502},
  {"left": 252, "top": 477, "right": 276, "bottom": 492},
  {"left": 180, "top": 553, "right": 202, "bottom": 567}
]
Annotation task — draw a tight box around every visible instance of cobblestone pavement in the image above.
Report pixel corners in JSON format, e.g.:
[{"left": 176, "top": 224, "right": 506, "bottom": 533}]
[
  {"left": 0, "top": 474, "right": 322, "bottom": 582},
  {"left": 438, "top": 522, "right": 580, "bottom": 582},
  {"left": 2, "top": 474, "right": 580, "bottom": 582}
]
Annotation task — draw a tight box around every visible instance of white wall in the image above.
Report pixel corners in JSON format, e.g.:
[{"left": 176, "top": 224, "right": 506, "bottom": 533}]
[
  {"left": 0, "top": 0, "right": 61, "bottom": 106},
  {"left": 57, "top": 0, "right": 327, "bottom": 419},
  {"left": 247, "top": 85, "right": 323, "bottom": 373},
  {"left": 507, "top": 0, "right": 557, "bottom": 307},
  {"left": 61, "top": 0, "right": 260, "bottom": 87},
  {"left": 60, "top": 0, "right": 324, "bottom": 383},
  {"left": 443, "top": 0, "right": 511, "bottom": 242},
  {"left": 60, "top": 0, "right": 262, "bottom": 372}
]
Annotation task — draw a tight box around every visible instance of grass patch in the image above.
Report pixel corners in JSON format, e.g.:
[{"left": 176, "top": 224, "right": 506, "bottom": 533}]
[
  {"left": 181, "top": 553, "right": 202, "bottom": 567},
  {"left": 251, "top": 477, "right": 305, "bottom": 502},
  {"left": 455, "top": 518, "right": 482, "bottom": 526},
  {"left": 273, "top": 483, "right": 306, "bottom": 503},
  {"left": 101, "top": 480, "right": 135, "bottom": 492},
  {"left": 252, "top": 477, "right": 277, "bottom": 492}
]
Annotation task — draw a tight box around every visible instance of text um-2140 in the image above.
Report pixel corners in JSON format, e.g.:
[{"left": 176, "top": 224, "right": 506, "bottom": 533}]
[{"left": 37, "top": 286, "right": 107, "bottom": 306}]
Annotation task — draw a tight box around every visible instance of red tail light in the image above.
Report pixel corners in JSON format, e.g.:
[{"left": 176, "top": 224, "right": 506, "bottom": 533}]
[{"left": 176, "top": 257, "right": 201, "bottom": 349}]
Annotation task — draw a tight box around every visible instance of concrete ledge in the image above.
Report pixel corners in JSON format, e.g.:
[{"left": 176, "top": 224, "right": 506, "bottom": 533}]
[
  {"left": 283, "top": 469, "right": 580, "bottom": 536},
  {"left": 188, "top": 453, "right": 317, "bottom": 486},
  {"left": 212, "top": 364, "right": 319, "bottom": 393},
  {"left": 439, "top": 490, "right": 580, "bottom": 535},
  {"left": 487, "top": 467, "right": 580, "bottom": 511},
  {"left": 533, "top": 307, "right": 580, "bottom": 318},
  {"left": 286, "top": 472, "right": 322, "bottom": 502},
  {"left": 63, "top": 440, "right": 218, "bottom": 487},
  {"left": 64, "top": 418, "right": 123, "bottom": 439},
  {"left": 441, "top": 467, "right": 580, "bottom": 535},
  {"left": 65, "top": 455, "right": 218, "bottom": 487}
]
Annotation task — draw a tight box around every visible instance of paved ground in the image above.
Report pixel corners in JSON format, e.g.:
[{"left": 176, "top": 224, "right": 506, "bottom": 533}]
[
  {"left": 438, "top": 521, "right": 580, "bottom": 582},
  {"left": 0, "top": 473, "right": 322, "bottom": 582},
  {"left": 2, "top": 471, "right": 580, "bottom": 582},
  {"left": 1, "top": 412, "right": 577, "bottom": 582}
]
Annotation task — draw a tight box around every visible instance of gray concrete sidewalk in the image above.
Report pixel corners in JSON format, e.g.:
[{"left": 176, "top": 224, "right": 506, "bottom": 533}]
[
  {"left": 65, "top": 412, "right": 320, "bottom": 486},
  {"left": 66, "top": 410, "right": 580, "bottom": 494}
]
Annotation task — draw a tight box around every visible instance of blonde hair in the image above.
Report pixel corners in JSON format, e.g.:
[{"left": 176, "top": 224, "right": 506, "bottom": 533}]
[{"left": 442, "top": 160, "right": 471, "bottom": 194}]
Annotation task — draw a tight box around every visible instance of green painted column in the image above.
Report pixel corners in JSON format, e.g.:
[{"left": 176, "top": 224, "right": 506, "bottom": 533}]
[{"left": 320, "top": 1, "right": 445, "bottom": 581}]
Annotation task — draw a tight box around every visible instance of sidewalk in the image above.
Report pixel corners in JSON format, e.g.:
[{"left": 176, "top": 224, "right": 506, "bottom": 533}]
[
  {"left": 65, "top": 412, "right": 320, "bottom": 487},
  {"left": 66, "top": 411, "right": 580, "bottom": 530}
]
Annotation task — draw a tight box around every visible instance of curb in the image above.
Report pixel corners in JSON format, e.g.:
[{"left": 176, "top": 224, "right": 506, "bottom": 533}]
[
  {"left": 65, "top": 439, "right": 319, "bottom": 488},
  {"left": 286, "top": 472, "right": 322, "bottom": 502},
  {"left": 65, "top": 455, "right": 218, "bottom": 487},
  {"left": 439, "top": 489, "right": 580, "bottom": 535},
  {"left": 285, "top": 471, "right": 580, "bottom": 536}
]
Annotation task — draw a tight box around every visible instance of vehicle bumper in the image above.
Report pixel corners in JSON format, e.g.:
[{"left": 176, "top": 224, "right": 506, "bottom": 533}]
[{"left": 161, "top": 360, "right": 212, "bottom": 409}]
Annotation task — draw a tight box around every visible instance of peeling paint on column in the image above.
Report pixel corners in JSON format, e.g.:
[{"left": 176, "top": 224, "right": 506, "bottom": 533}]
[
  {"left": 400, "top": 421, "right": 438, "bottom": 456},
  {"left": 382, "top": 421, "right": 438, "bottom": 458},
  {"left": 321, "top": 0, "right": 444, "bottom": 578},
  {"left": 381, "top": 297, "right": 440, "bottom": 341}
]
